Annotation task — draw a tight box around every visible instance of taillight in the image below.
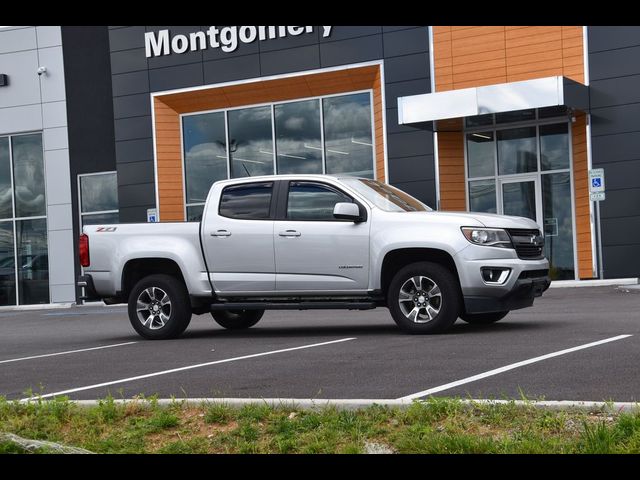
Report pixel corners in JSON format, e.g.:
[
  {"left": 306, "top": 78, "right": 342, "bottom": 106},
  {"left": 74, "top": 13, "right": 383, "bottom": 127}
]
[{"left": 79, "top": 233, "right": 90, "bottom": 267}]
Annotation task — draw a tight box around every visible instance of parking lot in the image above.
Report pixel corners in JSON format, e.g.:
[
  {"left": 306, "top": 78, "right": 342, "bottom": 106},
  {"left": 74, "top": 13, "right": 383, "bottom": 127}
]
[{"left": 0, "top": 286, "right": 638, "bottom": 403}]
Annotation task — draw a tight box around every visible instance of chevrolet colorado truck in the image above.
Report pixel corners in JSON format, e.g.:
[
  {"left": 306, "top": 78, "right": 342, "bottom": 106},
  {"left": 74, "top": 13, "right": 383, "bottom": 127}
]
[{"left": 78, "top": 175, "right": 550, "bottom": 339}]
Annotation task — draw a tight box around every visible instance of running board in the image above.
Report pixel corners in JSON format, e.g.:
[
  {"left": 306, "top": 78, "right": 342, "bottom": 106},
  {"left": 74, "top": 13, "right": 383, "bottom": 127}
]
[{"left": 210, "top": 302, "right": 377, "bottom": 311}]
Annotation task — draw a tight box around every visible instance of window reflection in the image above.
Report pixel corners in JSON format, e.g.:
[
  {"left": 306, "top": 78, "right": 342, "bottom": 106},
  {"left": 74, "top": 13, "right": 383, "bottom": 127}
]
[
  {"left": 16, "top": 218, "right": 49, "bottom": 304},
  {"left": 497, "top": 127, "right": 537, "bottom": 175},
  {"left": 323, "top": 93, "right": 374, "bottom": 178},
  {"left": 228, "top": 106, "right": 274, "bottom": 178},
  {"left": 12, "top": 134, "right": 45, "bottom": 218},
  {"left": 80, "top": 173, "right": 118, "bottom": 212},
  {"left": 275, "top": 100, "right": 322, "bottom": 174},
  {"left": 183, "top": 112, "right": 228, "bottom": 204},
  {"left": 0, "top": 221, "right": 15, "bottom": 305},
  {"left": 542, "top": 173, "right": 575, "bottom": 280},
  {"left": 469, "top": 180, "right": 496, "bottom": 213},
  {"left": 0, "top": 138, "right": 11, "bottom": 219},
  {"left": 540, "top": 124, "right": 570, "bottom": 171},
  {"left": 466, "top": 132, "right": 494, "bottom": 178},
  {"left": 287, "top": 182, "right": 351, "bottom": 221}
]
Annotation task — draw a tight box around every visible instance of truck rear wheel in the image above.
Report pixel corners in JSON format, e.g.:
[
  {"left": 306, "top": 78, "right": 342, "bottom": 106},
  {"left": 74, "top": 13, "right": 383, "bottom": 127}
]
[
  {"left": 127, "top": 274, "right": 192, "bottom": 340},
  {"left": 387, "top": 261, "right": 461, "bottom": 334},
  {"left": 211, "top": 310, "right": 264, "bottom": 330},
  {"left": 460, "top": 311, "right": 509, "bottom": 325}
]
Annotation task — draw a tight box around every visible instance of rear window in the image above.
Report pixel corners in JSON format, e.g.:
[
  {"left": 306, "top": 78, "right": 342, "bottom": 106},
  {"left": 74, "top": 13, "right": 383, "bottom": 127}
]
[{"left": 218, "top": 182, "right": 273, "bottom": 220}]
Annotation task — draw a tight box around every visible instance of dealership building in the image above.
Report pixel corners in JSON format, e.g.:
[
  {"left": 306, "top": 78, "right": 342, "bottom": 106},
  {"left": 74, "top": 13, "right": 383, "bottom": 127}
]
[{"left": 1, "top": 25, "right": 639, "bottom": 306}]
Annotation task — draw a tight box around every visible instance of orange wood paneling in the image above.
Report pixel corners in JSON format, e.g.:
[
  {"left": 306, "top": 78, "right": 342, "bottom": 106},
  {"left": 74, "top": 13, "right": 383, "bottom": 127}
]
[
  {"left": 153, "top": 65, "right": 385, "bottom": 221},
  {"left": 437, "top": 131, "right": 466, "bottom": 211},
  {"left": 572, "top": 113, "right": 594, "bottom": 279}
]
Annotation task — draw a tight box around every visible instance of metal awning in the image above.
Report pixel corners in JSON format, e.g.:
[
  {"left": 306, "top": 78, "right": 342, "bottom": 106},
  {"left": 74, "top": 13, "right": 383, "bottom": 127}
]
[{"left": 397, "top": 76, "right": 589, "bottom": 126}]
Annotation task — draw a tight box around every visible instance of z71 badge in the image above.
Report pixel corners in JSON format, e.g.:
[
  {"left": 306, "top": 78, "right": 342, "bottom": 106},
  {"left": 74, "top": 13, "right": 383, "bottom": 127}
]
[{"left": 95, "top": 227, "right": 117, "bottom": 232}]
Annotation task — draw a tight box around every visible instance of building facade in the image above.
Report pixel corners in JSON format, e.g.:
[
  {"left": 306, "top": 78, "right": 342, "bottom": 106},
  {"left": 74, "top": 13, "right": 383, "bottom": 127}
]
[{"left": 0, "top": 25, "right": 639, "bottom": 306}]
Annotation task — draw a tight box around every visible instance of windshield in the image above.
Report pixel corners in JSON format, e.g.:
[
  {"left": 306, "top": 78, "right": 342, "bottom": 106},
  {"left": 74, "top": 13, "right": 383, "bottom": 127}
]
[{"left": 341, "top": 178, "right": 432, "bottom": 212}]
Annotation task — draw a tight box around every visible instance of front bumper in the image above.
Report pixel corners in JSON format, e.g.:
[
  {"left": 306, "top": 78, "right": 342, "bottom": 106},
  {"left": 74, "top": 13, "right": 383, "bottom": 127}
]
[{"left": 463, "top": 272, "right": 551, "bottom": 314}]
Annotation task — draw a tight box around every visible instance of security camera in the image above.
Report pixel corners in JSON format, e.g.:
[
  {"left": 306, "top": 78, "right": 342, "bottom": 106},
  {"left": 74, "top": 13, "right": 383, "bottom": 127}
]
[{"left": 37, "top": 66, "right": 47, "bottom": 76}]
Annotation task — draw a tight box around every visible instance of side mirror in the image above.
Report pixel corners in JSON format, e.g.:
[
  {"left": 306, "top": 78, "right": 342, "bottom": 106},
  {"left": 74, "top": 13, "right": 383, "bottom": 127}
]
[{"left": 333, "top": 202, "right": 361, "bottom": 222}]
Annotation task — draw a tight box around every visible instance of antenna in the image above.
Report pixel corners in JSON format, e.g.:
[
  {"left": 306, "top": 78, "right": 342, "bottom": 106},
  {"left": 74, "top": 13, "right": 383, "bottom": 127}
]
[{"left": 242, "top": 163, "right": 251, "bottom": 176}]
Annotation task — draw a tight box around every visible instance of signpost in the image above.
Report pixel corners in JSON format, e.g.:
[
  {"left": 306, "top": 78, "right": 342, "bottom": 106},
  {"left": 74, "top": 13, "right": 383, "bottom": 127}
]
[{"left": 589, "top": 168, "right": 605, "bottom": 279}]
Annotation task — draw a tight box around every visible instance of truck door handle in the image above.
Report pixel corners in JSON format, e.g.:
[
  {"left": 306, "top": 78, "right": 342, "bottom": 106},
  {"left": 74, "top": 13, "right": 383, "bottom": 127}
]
[
  {"left": 211, "top": 230, "right": 232, "bottom": 237},
  {"left": 278, "top": 230, "right": 301, "bottom": 237}
]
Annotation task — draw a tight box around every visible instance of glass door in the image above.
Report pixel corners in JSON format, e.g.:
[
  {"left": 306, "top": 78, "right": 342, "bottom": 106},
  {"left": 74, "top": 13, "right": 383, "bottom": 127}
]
[{"left": 498, "top": 175, "right": 543, "bottom": 228}]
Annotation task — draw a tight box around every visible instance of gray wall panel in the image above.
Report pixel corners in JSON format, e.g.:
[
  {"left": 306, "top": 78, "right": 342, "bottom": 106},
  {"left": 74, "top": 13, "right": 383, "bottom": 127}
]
[
  {"left": 112, "top": 70, "right": 150, "bottom": 97},
  {"left": 118, "top": 183, "right": 156, "bottom": 207},
  {"left": 109, "top": 26, "right": 146, "bottom": 52},
  {"left": 117, "top": 160, "right": 155, "bottom": 186},
  {"left": 589, "top": 159, "right": 640, "bottom": 190},
  {"left": 113, "top": 93, "right": 151, "bottom": 119},
  {"left": 0, "top": 49, "right": 41, "bottom": 108},
  {"left": 598, "top": 244, "right": 640, "bottom": 279},
  {"left": 589, "top": 45, "right": 640, "bottom": 81},
  {"left": 0, "top": 104, "right": 42, "bottom": 133},
  {"left": 114, "top": 116, "right": 152, "bottom": 141},
  {"left": 383, "top": 53, "right": 429, "bottom": 83},
  {"left": 591, "top": 131, "right": 640, "bottom": 163},
  {"left": 588, "top": 26, "right": 640, "bottom": 53},
  {"left": 38, "top": 46, "right": 66, "bottom": 103},
  {"left": 590, "top": 74, "right": 640, "bottom": 109},
  {"left": 590, "top": 103, "right": 640, "bottom": 137},
  {"left": 259, "top": 28, "right": 320, "bottom": 51},
  {"left": 598, "top": 188, "right": 640, "bottom": 219},
  {"left": 319, "top": 26, "right": 381, "bottom": 42},
  {"left": 383, "top": 27, "right": 429, "bottom": 57},
  {"left": 115, "top": 138, "right": 154, "bottom": 163},
  {"left": 0, "top": 27, "right": 37, "bottom": 54},
  {"left": 42, "top": 100, "right": 67, "bottom": 128},
  {"left": 260, "top": 45, "right": 320, "bottom": 76},
  {"left": 110, "top": 48, "right": 148, "bottom": 75},
  {"left": 385, "top": 107, "right": 431, "bottom": 135},
  {"left": 36, "top": 26, "right": 62, "bottom": 48},
  {"left": 601, "top": 215, "right": 640, "bottom": 245},
  {"left": 119, "top": 205, "right": 154, "bottom": 223},
  {"left": 203, "top": 54, "right": 261, "bottom": 84},
  {"left": 319, "top": 35, "right": 383, "bottom": 67},
  {"left": 388, "top": 155, "right": 435, "bottom": 184},
  {"left": 382, "top": 26, "right": 421, "bottom": 33},
  {"left": 387, "top": 130, "right": 434, "bottom": 158},
  {"left": 148, "top": 62, "right": 203, "bottom": 92},
  {"left": 385, "top": 78, "right": 431, "bottom": 106}
]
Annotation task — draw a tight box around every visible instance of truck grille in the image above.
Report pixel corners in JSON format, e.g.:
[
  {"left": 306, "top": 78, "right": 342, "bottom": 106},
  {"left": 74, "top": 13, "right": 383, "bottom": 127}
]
[{"left": 506, "top": 228, "right": 545, "bottom": 260}]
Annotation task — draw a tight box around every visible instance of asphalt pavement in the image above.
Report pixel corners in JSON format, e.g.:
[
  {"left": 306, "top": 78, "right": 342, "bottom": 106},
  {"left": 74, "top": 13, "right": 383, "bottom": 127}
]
[{"left": 0, "top": 286, "right": 638, "bottom": 402}]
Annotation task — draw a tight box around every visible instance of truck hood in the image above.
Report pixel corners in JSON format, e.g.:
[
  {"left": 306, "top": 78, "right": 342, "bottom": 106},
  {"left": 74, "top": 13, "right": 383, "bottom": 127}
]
[{"left": 416, "top": 210, "right": 541, "bottom": 230}]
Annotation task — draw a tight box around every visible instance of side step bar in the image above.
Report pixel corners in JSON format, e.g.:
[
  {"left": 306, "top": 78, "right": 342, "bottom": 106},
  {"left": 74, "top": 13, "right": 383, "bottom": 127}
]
[{"left": 210, "top": 302, "right": 377, "bottom": 311}]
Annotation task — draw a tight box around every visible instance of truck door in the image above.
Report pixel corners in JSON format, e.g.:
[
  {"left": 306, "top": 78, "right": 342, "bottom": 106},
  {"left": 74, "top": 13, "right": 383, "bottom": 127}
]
[
  {"left": 201, "top": 181, "right": 276, "bottom": 294},
  {"left": 274, "top": 180, "right": 370, "bottom": 293}
]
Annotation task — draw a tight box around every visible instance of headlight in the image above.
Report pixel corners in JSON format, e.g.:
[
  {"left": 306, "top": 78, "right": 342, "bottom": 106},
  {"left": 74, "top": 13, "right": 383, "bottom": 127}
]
[{"left": 461, "top": 227, "right": 512, "bottom": 248}]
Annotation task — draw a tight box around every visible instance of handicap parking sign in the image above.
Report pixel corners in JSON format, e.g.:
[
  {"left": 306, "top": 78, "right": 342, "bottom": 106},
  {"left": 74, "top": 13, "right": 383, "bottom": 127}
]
[
  {"left": 589, "top": 169, "right": 605, "bottom": 193},
  {"left": 592, "top": 178, "right": 602, "bottom": 188}
]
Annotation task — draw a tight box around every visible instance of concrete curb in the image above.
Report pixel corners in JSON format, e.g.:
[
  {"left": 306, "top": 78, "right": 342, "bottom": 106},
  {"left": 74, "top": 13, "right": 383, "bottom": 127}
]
[
  {"left": 29, "top": 397, "right": 640, "bottom": 413},
  {"left": 549, "top": 278, "right": 638, "bottom": 288}
]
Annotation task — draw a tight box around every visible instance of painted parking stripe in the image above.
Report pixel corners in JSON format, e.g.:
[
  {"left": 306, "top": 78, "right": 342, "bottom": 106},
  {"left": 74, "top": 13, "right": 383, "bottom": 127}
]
[
  {"left": 0, "top": 342, "right": 138, "bottom": 365},
  {"left": 397, "top": 334, "right": 633, "bottom": 401},
  {"left": 20, "top": 337, "right": 356, "bottom": 402}
]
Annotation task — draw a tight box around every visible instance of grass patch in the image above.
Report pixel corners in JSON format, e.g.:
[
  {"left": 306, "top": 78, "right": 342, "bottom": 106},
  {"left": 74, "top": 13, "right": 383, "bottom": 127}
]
[{"left": 1, "top": 396, "right": 640, "bottom": 453}]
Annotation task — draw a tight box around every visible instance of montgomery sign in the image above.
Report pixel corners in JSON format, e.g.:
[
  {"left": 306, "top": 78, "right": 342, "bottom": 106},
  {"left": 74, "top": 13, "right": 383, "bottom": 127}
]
[{"left": 145, "top": 26, "right": 334, "bottom": 57}]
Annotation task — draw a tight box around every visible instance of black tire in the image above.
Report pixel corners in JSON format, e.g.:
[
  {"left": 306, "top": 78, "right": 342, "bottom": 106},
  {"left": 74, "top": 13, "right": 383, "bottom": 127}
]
[
  {"left": 387, "top": 261, "right": 461, "bottom": 334},
  {"left": 211, "top": 310, "right": 264, "bottom": 330},
  {"left": 460, "top": 311, "right": 509, "bottom": 325},
  {"left": 127, "top": 274, "right": 192, "bottom": 340}
]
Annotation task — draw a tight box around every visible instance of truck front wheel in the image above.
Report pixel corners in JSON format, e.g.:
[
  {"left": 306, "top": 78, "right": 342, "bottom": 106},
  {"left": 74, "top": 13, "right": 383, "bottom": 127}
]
[
  {"left": 387, "top": 261, "right": 461, "bottom": 334},
  {"left": 127, "top": 274, "right": 192, "bottom": 340},
  {"left": 211, "top": 310, "right": 264, "bottom": 330}
]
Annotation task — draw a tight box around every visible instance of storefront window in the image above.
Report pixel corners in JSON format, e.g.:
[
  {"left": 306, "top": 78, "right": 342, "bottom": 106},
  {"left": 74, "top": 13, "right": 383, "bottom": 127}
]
[
  {"left": 0, "top": 133, "right": 49, "bottom": 305},
  {"left": 275, "top": 100, "right": 322, "bottom": 174},
  {"left": 497, "top": 127, "right": 537, "bottom": 175},
  {"left": 183, "top": 112, "right": 227, "bottom": 205},
  {"left": 466, "top": 132, "right": 494, "bottom": 178},
  {"left": 322, "top": 93, "right": 374, "bottom": 178},
  {"left": 182, "top": 91, "right": 376, "bottom": 220},
  {"left": 79, "top": 172, "right": 119, "bottom": 227},
  {"left": 228, "top": 106, "right": 274, "bottom": 178}
]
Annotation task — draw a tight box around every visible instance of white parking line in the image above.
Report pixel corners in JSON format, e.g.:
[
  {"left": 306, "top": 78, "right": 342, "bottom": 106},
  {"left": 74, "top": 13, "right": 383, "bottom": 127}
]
[
  {"left": 20, "top": 337, "right": 356, "bottom": 402},
  {"left": 397, "top": 334, "right": 633, "bottom": 401},
  {"left": 0, "top": 342, "right": 138, "bottom": 365}
]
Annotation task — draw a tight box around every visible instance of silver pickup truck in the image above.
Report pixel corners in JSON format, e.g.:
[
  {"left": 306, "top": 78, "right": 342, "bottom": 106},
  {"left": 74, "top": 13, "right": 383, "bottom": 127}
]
[{"left": 78, "top": 175, "right": 550, "bottom": 339}]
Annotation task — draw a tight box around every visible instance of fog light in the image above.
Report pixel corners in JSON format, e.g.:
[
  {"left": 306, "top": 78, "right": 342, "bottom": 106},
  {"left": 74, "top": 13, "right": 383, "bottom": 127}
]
[{"left": 481, "top": 268, "right": 510, "bottom": 284}]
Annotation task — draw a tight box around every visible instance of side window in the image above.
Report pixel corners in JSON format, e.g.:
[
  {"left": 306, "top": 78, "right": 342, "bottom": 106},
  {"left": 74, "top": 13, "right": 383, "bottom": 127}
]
[
  {"left": 287, "top": 182, "right": 352, "bottom": 221},
  {"left": 219, "top": 182, "right": 273, "bottom": 220}
]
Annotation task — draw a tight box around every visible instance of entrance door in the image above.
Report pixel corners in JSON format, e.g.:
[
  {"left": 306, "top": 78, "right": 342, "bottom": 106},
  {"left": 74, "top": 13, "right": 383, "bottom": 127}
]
[{"left": 498, "top": 175, "right": 543, "bottom": 227}]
